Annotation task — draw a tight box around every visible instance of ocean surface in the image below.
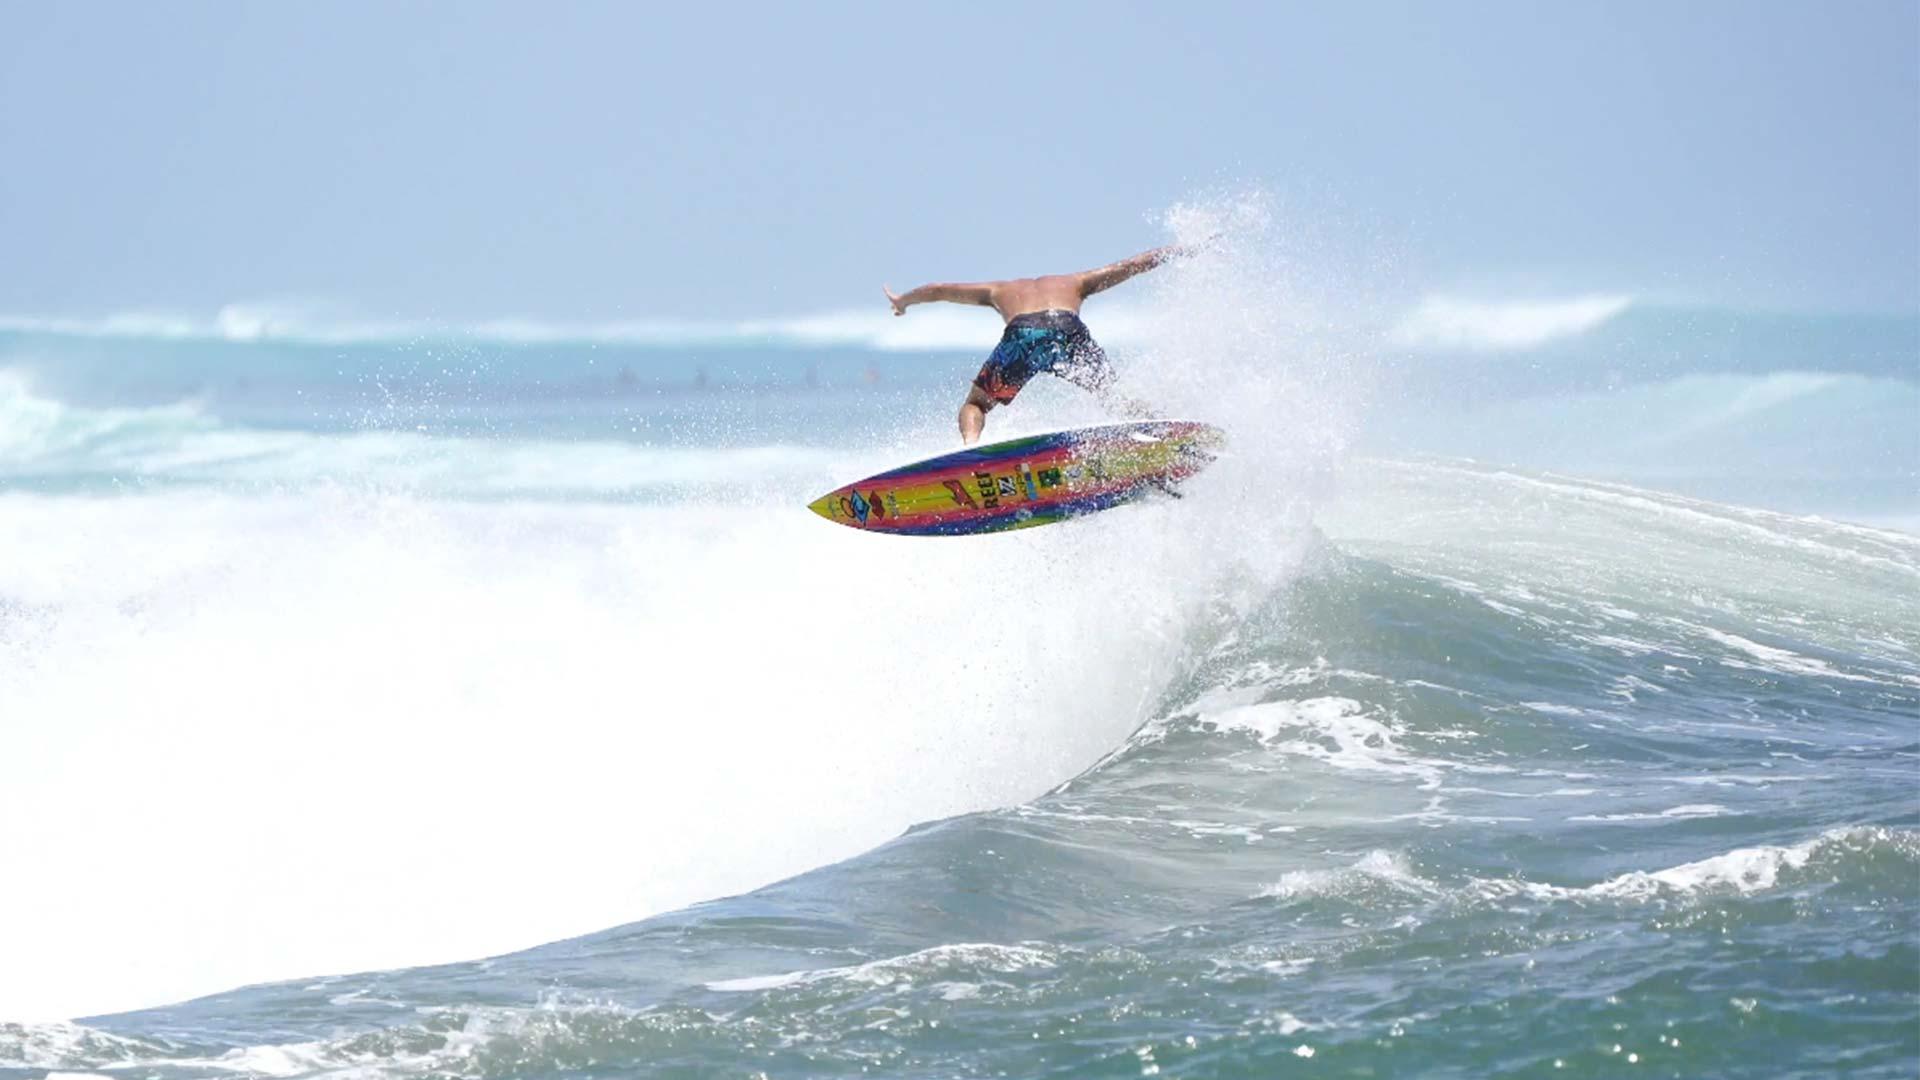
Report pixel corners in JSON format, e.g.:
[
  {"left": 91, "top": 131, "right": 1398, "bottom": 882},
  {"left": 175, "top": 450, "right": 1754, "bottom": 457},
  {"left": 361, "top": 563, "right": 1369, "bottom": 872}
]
[{"left": 2, "top": 241, "right": 1916, "bottom": 1077}]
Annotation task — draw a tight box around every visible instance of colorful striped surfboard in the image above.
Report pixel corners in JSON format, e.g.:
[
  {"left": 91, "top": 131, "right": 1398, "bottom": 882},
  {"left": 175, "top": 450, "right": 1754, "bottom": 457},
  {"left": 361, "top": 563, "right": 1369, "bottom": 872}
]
[{"left": 807, "top": 420, "right": 1225, "bottom": 536}]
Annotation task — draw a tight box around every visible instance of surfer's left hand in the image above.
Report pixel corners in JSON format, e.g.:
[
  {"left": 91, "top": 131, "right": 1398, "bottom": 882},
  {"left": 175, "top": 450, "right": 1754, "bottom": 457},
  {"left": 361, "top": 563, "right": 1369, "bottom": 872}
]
[{"left": 883, "top": 285, "right": 907, "bottom": 316}]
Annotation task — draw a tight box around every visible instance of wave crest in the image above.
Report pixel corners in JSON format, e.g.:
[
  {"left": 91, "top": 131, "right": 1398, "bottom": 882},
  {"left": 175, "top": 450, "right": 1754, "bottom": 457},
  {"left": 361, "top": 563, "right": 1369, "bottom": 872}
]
[{"left": 1391, "top": 294, "right": 1632, "bottom": 350}]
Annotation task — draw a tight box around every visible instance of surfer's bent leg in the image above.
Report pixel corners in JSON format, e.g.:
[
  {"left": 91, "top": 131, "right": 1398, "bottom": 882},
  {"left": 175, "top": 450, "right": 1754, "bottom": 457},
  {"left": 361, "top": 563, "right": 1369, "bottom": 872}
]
[
  {"left": 1050, "top": 316, "right": 1153, "bottom": 417},
  {"left": 963, "top": 320, "right": 1046, "bottom": 444},
  {"left": 961, "top": 311, "right": 1150, "bottom": 443},
  {"left": 958, "top": 385, "right": 995, "bottom": 444},
  {"left": 1050, "top": 320, "right": 1114, "bottom": 397}
]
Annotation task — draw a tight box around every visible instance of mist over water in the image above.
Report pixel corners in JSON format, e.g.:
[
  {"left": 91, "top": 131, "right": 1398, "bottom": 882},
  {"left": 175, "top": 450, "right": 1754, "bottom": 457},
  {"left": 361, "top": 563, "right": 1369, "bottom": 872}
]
[{"left": 1, "top": 194, "right": 1915, "bottom": 1077}]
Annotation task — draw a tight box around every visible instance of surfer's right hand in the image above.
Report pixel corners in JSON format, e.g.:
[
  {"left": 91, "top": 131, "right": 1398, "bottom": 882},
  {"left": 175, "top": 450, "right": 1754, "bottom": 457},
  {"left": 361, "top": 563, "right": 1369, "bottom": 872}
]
[
  {"left": 1175, "top": 233, "right": 1224, "bottom": 259},
  {"left": 883, "top": 285, "right": 907, "bottom": 316}
]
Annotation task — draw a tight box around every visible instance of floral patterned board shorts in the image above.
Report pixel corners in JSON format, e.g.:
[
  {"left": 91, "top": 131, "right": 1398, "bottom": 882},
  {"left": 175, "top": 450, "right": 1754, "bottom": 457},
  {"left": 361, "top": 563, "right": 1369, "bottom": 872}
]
[{"left": 972, "top": 309, "right": 1114, "bottom": 406}]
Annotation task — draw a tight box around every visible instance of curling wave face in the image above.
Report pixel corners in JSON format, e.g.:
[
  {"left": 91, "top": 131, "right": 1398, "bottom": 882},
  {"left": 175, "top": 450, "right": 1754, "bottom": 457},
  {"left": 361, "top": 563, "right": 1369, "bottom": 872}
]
[{"left": 5, "top": 459, "right": 1916, "bottom": 1077}]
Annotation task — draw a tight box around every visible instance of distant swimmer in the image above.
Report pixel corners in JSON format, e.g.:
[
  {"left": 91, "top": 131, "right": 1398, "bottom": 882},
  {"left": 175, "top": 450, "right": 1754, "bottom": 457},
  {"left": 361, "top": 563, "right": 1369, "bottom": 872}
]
[{"left": 884, "top": 242, "right": 1204, "bottom": 444}]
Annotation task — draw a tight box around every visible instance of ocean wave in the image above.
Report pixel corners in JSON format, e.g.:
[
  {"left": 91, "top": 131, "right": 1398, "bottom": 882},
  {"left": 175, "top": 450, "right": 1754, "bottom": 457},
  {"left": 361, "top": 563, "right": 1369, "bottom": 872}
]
[
  {"left": 0, "top": 302, "right": 1081, "bottom": 353},
  {"left": 1451, "top": 464, "right": 1920, "bottom": 580},
  {"left": 0, "top": 292, "right": 1638, "bottom": 354},
  {"left": 1, "top": 998, "right": 656, "bottom": 1079},
  {"left": 1194, "top": 697, "right": 1446, "bottom": 789},
  {"left": 705, "top": 942, "right": 1058, "bottom": 994},
  {"left": 0, "top": 369, "right": 214, "bottom": 463},
  {"left": 11, "top": 827, "right": 1911, "bottom": 1076},
  {"left": 1260, "top": 850, "right": 1437, "bottom": 902},
  {"left": 0, "top": 1021, "right": 167, "bottom": 1071},
  {"left": 1389, "top": 294, "right": 1632, "bottom": 350},
  {"left": 0, "top": 473, "right": 1317, "bottom": 1020},
  {"left": 3, "top": 294, "right": 1910, "bottom": 400},
  {"left": 1257, "top": 826, "right": 1918, "bottom": 905},
  {"left": 5, "top": 995, "right": 796, "bottom": 1080},
  {"left": 1567, "top": 803, "right": 1731, "bottom": 823},
  {"left": 0, "top": 373, "right": 845, "bottom": 497}
]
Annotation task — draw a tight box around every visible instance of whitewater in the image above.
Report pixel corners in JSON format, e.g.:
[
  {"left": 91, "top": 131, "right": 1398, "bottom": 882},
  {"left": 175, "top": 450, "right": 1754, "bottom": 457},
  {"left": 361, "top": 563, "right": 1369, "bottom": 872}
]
[{"left": 1, "top": 208, "right": 1915, "bottom": 1078}]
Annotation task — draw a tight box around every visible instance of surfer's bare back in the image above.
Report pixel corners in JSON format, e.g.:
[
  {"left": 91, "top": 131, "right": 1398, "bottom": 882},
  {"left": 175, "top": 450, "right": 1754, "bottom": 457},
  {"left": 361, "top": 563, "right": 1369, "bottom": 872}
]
[{"left": 883, "top": 242, "right": 1200, "bottom": 444}]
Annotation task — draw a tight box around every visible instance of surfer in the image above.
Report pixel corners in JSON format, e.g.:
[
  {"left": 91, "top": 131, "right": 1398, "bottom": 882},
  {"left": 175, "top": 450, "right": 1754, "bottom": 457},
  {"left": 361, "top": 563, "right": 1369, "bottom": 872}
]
[{"left": 884, "top": 242, "right": 1202, "bottom": 444}]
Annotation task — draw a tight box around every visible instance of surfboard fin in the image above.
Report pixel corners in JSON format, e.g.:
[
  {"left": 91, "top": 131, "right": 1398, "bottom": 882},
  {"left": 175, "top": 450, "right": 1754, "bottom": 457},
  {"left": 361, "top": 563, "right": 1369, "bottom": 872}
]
[{"left": 1146, "top": 477, "right": 1185, "bottom": 499}]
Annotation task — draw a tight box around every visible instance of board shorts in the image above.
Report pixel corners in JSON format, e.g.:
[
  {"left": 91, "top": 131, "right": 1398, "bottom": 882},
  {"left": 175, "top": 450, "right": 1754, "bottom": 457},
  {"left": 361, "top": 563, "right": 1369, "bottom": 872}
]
[{"left": 972, "top": 310, "right": 1114, "bottom": 406}]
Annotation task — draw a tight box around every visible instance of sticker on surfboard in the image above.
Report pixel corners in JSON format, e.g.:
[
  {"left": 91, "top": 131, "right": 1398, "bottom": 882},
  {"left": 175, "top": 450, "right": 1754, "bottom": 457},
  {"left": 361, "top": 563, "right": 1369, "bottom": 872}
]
[{"left": 807, "top": 420, "right": 1225, "bottom": 536}]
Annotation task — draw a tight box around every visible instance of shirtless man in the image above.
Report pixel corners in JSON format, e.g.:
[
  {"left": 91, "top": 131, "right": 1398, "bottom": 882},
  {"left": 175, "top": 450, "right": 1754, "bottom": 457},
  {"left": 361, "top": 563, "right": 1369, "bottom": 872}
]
[{"left": 883, "top": 242, "right": 1197, "bottom": 444}]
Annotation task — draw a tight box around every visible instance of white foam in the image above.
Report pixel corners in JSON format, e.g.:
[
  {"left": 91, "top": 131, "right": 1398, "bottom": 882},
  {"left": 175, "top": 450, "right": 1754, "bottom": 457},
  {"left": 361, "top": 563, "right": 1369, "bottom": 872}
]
[
  {"left": 1259, "top": 850, "right": 1434, "bottom": 901},
  {"left": 1273, "top": 1013, "right": 1315, "bottom": 1035},
  {"left": 1568, "top": 803, "right": 1730, "bottom": 823},
  {"left": 1668, "top": 774, "right": 1826, "bottom": 787},
  {"left": 1521, "top": 701, "right": 1594, "bottom": 717},
  {"left": 0, "top": 490, "right": 1269, "bottom": 1021},
  {"left": 1390, "top": 294, "right": 1631, "bottom": 350},
  {"left": 1257, "top": 957, "right": 1317, "bottom": 977},
  {"left": 1203, "top": 698, "right": 1445, "bottom": 788},
  {"left": 117, "top": 998, "right": 604, "bottom": 1078},
  {"left": 1493, "top": 827, "right": 1904, "bottom": 902},
  {"left": 1697, "top": 627, "right": 1875, "bottom": 683},
  {"left": 0, "top": 1021, "right": 160, "bottom": 1071},
  {"left": 1258, "top": 828, "right": 1910, "bottom": 908},
  {"left": 1577, "top": 633, "right": 1667, "bottom": 657},
  {"left": 706, "top": 943, "right": 1056, "bottom": 993},
  {"left": 1584, "top": 837, "right": 1818, "bottom": 898}
]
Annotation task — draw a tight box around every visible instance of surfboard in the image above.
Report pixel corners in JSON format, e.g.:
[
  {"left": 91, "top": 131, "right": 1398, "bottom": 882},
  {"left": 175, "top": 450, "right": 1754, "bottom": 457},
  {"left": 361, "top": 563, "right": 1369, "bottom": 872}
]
[{"left": 807, "top": 420, "right": 1225, "bottom": 536}]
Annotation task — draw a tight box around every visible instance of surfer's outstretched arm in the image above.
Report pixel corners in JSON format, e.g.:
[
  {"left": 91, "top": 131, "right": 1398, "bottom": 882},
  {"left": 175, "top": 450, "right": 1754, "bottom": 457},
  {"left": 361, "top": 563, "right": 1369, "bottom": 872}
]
[
  {"left": 1076, "top": 244, "right": 1196, "bottom": 299},
  {"left": 884, "top": 282, "right": 994, "bottom": 315},
  {"left": 1079, "top": 235, "right": 1223, "bottom": 298}
]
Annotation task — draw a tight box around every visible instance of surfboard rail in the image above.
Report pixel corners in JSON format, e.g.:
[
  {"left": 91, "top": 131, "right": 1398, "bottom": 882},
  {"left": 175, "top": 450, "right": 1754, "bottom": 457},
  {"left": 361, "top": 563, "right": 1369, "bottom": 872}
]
[{"left": 807, "top": 420, "right": 1224, "bottom": 536}]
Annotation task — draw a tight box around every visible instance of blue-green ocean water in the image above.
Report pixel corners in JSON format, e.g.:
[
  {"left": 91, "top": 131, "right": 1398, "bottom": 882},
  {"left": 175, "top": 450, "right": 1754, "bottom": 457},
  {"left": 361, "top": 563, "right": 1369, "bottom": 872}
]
[{"left": 1, "top": 297, "right": 1916, "bottom": 1078}]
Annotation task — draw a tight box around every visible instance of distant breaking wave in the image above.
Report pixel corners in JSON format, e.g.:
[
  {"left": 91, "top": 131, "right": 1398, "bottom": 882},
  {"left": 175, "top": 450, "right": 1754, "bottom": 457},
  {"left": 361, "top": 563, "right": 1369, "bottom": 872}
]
[
  {"left": 0, "top": 372, "right": 844, "bottom": 499},
  {"left": 1390, "top": 293, "right": 1633, "bottom": 350},
  {"left": 6, "top": 295, "right": 1913, "bottom": 369},
  {"left": 0, "top": 303, "right": 1033, "bottom": 352},
  {"left": 0, "top": 295, "right": 1639, "bottom": 353}
]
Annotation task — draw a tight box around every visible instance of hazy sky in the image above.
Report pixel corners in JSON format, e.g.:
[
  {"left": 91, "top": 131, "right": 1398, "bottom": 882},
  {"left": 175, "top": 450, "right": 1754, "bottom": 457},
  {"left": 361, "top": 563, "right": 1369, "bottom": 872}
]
[{"left": 2, "top": 1, "right": 1915, "bottom": 321}]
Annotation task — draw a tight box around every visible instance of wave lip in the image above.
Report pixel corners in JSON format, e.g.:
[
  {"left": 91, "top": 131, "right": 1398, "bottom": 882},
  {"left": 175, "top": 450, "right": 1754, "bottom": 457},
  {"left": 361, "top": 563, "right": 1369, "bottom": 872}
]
[
  {"left": 1256, "top": 827, "right": 1915, "bottom": 908},
  {"left": 1390, "top": 294, "right": 1633, "bottom": 350},
  {"left": 705, "top": 942, "right": 1057, "bottom": 994}
]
